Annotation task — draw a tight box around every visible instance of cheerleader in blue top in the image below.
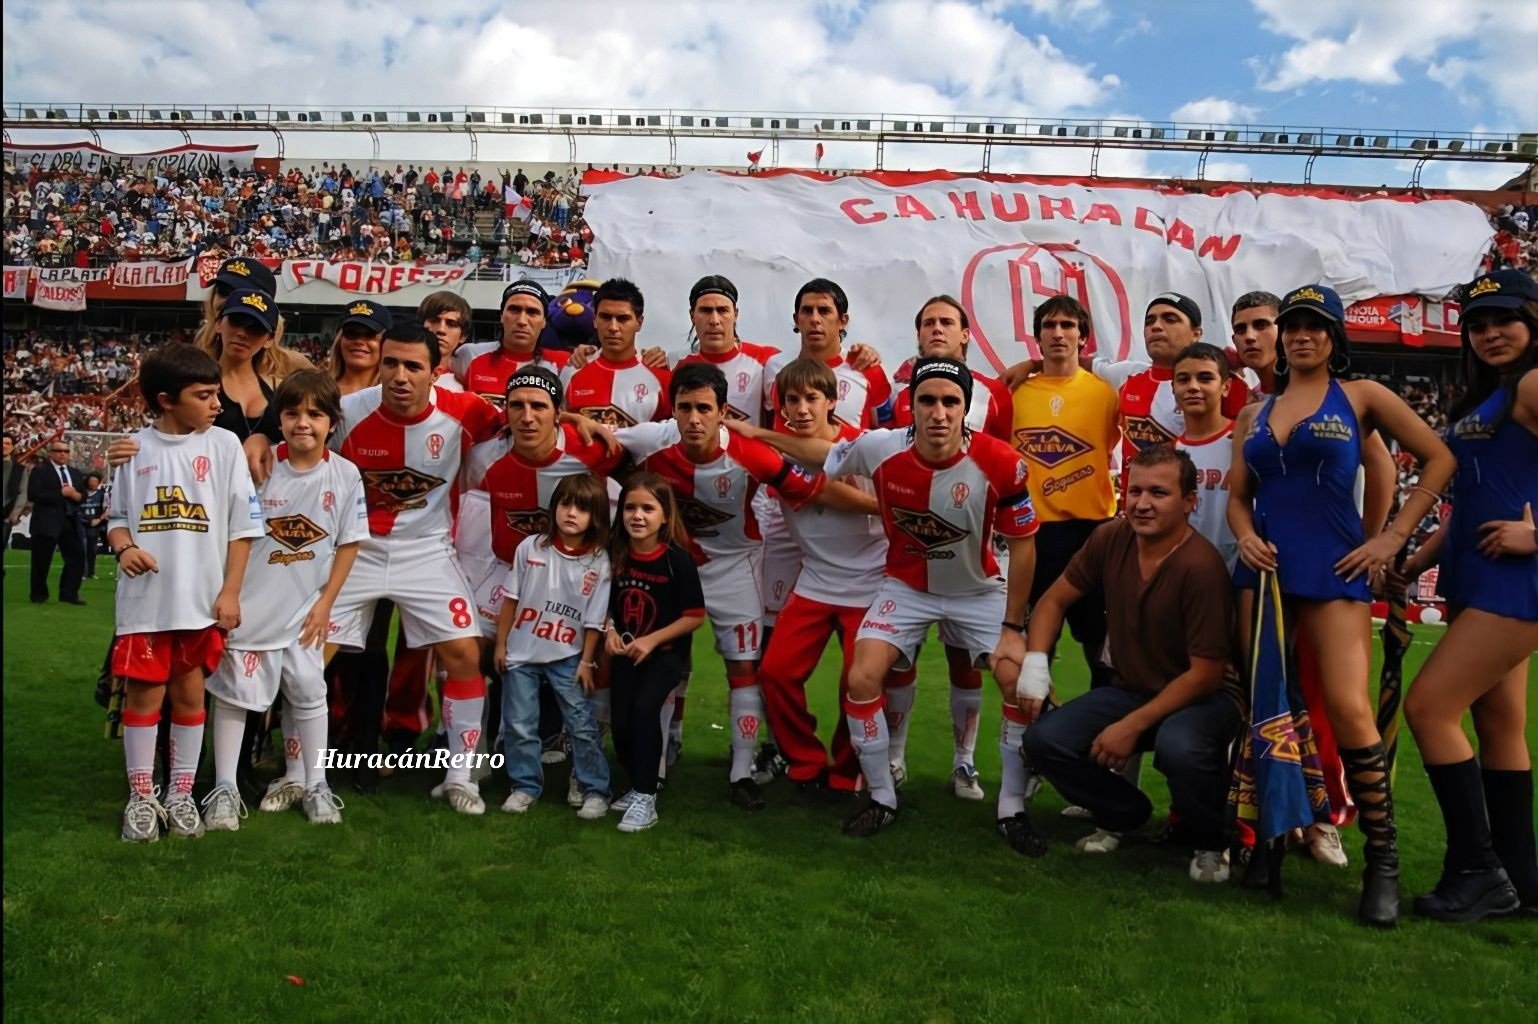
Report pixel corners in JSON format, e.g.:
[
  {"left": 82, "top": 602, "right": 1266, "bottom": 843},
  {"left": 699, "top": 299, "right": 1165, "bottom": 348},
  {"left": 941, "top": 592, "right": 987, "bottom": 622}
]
[
  {"left": 1228, "top": 284, "right": 1456, "bottom": 928},
  {"left": 1403, "top": 269, "right": 1538, "bottom": 923}
]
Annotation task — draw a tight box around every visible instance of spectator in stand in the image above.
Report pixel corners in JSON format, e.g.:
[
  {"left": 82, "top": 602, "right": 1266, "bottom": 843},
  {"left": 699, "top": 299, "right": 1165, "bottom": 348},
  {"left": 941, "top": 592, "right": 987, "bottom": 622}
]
[{"left": 327, "top": 300, "right": 391, "bottom": 396}]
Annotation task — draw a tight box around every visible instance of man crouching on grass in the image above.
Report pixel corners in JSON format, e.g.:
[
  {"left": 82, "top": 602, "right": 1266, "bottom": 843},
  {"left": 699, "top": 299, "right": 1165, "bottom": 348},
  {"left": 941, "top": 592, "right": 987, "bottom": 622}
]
[
  {"left": 107, "top": 343, "right": 264, "bottom": 842},
  {"left": 1020, "top": 445, "right": 1241, "bottom": 882}
]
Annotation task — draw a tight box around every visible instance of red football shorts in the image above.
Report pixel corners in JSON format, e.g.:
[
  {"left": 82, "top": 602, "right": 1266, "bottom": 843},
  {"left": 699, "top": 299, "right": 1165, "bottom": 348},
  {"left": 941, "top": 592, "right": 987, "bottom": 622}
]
[{"left": 112, "top": 627, "right": 226, "bottom": 685}]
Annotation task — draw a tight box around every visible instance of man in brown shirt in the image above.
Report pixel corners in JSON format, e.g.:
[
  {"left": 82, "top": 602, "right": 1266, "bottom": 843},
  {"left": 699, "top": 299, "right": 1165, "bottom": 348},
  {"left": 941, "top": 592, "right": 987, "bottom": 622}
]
[{"left": 1019, "top": 445, "right": 1240, "bottom": 883}]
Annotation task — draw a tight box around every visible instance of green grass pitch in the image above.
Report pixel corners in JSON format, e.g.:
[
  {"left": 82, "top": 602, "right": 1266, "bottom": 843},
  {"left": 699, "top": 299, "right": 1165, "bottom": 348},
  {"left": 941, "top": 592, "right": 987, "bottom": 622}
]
[{"left": 3, "top": 553, "right": 1534, "bottom": 1022}]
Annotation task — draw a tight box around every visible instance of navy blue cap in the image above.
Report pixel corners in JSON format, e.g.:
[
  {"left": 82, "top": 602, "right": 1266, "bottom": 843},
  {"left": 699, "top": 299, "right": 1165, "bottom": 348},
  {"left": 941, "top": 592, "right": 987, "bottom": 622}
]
[
  {"left": 214, "top": 257, "right": 277, "bottom": 298},
  {"left": 1278, "top": 284, "right": 1346, "bottom": 324},
  {"left": 220, "top": 288, "right": 279, "bottom": 333},
  {"left": 1461, "top": 269, "right": 1538, "bottom": 313},
  {"left": 339, "top": 299, "right": 392, "bottom": 334}
]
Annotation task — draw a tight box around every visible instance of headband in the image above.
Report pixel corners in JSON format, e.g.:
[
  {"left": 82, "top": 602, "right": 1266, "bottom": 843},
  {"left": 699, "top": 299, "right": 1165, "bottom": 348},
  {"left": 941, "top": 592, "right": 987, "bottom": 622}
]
[
  {"left": 505, "top": 368, "right": 562, "bottom": 407},
  {"left": 909, "top": 356, "right": 974, "bottom": 413}
]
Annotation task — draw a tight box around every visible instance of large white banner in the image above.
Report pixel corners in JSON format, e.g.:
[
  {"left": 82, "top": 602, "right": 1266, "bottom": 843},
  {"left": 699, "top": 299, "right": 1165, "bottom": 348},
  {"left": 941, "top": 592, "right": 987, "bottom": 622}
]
[
  {"left": 4, "top": 142, "right": 259, "bottom": 177},
  {"left": 583, "top": 172, "right": 1492, "bottom": 370}
]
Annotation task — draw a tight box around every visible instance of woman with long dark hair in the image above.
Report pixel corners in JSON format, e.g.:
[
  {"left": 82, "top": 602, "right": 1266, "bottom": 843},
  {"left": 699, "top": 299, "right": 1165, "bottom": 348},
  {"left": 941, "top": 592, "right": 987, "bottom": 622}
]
[
  {"left": 1403, "top": 269, "right": 1538, "bottom": 922},
  {"left": 1228, "top": 283, "right": 1456, "bottom": 927}
]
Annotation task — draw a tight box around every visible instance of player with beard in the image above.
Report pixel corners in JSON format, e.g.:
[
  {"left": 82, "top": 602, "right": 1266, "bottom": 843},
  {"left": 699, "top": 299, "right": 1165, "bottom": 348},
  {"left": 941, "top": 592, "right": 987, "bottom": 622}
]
[{"left": 738, "top": 358, "right": 1039, "bottom": 843}]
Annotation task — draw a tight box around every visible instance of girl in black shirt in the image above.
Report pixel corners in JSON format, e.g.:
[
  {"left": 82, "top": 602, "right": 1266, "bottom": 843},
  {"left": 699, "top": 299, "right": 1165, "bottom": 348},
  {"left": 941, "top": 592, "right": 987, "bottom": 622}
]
[{"left": 606, "top": 472, "right": 704, "bottom": 833}]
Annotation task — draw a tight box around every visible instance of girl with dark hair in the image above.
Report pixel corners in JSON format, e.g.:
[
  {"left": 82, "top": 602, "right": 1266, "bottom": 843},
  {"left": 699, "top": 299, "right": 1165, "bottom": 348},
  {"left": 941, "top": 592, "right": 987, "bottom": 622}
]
[
  {"left": 1403, "top": 269, "right": 1538, "bottom": 922},
  {"left": 1228, "top": 283, "right": 1457, "bottom": 928}
]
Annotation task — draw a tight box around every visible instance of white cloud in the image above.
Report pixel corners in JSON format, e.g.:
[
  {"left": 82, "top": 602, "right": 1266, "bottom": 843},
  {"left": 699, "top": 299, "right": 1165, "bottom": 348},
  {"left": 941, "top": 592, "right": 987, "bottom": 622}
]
[
  {"left": 1248, "top": 0, "right": 1538, "bottom": 120},
  {"left": 1170, "top": 98, "right": 1259, "bottom": 124}
]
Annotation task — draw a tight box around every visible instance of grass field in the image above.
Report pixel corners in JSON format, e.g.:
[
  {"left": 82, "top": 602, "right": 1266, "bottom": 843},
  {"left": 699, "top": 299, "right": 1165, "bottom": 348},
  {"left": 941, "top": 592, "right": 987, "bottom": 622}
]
[{"left": 3, "top": 551, "right": 1535, "bottom": 1022}]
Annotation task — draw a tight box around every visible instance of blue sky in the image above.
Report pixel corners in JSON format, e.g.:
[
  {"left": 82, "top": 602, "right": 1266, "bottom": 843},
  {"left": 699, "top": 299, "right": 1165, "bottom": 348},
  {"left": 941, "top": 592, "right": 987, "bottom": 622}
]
[{"left": 3, "top": 0, "right": 1533, "bottom": 189}]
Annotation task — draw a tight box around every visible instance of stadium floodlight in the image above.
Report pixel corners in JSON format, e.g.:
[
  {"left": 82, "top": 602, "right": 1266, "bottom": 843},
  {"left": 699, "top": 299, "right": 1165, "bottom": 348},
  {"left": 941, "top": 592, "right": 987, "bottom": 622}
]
[
  {"left": 243, "top": 110, "right": 257, "bottom": 121},
  {"left": 501, "top": 113, "right": 516, "bottom": 123},
  {"left": 1074, "top": 125, "right": 1092, "bottom": 137},
  {"left": 147, "top": 109, "right": 163, "bottom": 119},
  {"left": 1335, "top": 134, "right": 1350, "bottom": 145},
  {"left": 680, "top": 115, "right": 694, "bottom": 126},
  {"left": 361, "top": 113, "right": 372, "bottom": 122},
  {"left": 405, "top": 111, "right": 420, "bottom": 122},
  {"left": 1002, "top": 123, "right": 1017, "bottom": 134},
  {"left": 470, "top": 112, "right": 486, "bottom": 123},
  {"left": 1374, "top": 136, "right": 1389, "bottom": 147},
  {"left": 1038, "top": 124, "right": 1054, "bottom": 136},
  {"left": 966, "top": 122, "right": 980, "bottom": 133},
  {"left": 86, "top": 108, "right": 101, "bottom": 119},
  {"left": 212, "top": 110, "right": 226, "bottom": 120},
  {"left": 277, "top": 110, "right": 291, "bottom": 121},
  {"left": 1186, "top": 128, "right": 1201, "bottom": 140},
  {"left": 1260, "top": 131, "right": 1277, "bottom": 143},
  {"left": 340, "top": 111, "right": 355, "bottom": 121},
  {"left": 439, "top": 111, "right": 453, "bottom": 123},
  {"left": 45, "top": 109, "right": 61, "bottom": 119},
  {"left": 1149, "top": 128, "right": 1165, "bottom": 139},
  {"left": 531, "top": 114, "right": 544, "bottom": 125},
  {"left": 1113, "top": 126, "right": 1128, "bottom": 138},
  {"left": 309, "top": 111, "right": 323, "bottom": 122},
  {"left": 821, "top": 118, "right": 834, "bottom": 130},
  {"left": 771, "top": 118, "right": 782, "bottom": 129},
  {"left": 618, "top": 115, "right": 632, "bottom": 126},
  {"left": 1277, "top": 133, "right": 1289, "bottom": 143},
  {"left": 559, "top": 113, "right": 572, "bottom": 125},
  {"left": 857, "top": 119, "right": 871, "bottom": 130},
  {"left": 23, "top": 107, "right": 39, "bottom": 118},
  {"left": 985, "top": 124, "right": 996, "bottom": 134},
  {"left": 232, "top": 111, "right": 244, "bottom": 121},
  {"left": 590, "top": 114, "right": 602, "bottom": 125},
  {"left": 1520, "top": 141, "right": 1537, "bottom": 156},
  {"left": 751, "top": 117, "right": 764, "bottom": 128},
  {"left": 1447, "top": 139, "right": 1463, "bottom": 152},
  {"left": 926, "top": 121, "right": 940, "bottom": 132},
  {"left": 1224, "top": 130, "right": 1239, "bottom": 142},
  {"left": 374, "top": 111, "right": 388, "bottom": 122}
]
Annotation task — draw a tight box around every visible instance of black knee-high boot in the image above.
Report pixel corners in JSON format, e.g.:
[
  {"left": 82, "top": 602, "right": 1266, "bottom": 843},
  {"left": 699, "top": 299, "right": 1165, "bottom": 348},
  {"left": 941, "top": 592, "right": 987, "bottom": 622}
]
[
  {"left": 1414, "top": 759, "right": 1520, "bottom": 922},
  {"left": 1340, "top": 742, "right": 1400, "bottom": 927},
  {"left": 1483, "top": 768, "right": 1538, "bottom": 913}
]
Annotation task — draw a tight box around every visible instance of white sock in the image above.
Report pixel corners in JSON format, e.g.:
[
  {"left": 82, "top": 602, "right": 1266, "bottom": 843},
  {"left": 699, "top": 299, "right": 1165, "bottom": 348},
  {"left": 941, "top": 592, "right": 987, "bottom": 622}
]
[
  {"left": 950, "top": 685, "right": 982, "bottom": 769},
  {"left": 441, "top": 680, "right": 486, "bottom": 786},
  {"left": 168, "top": 711, "right": 206, "bottom": 798},
  {"left": 670, "top": 671, "right": 691, "bottom": 745},
  {"left": 296, "top": 708, "right": 329, "bottom": 789},
  {"left": 997, "top": 715, "right": 1031, "bottom": 819},
  {"left": 728, "top": 684, "right": 765, "bottom": 783},
  {"left": 846, "top": 697, "right": 896, "bottom": 807},
  {"left": 280, "top": 701, "right": 304, "bottom": 783},
  {"left": 884, "top": 682, "right": 917, "bottom": 765},
  {"left": 123, "top": 709, "right": 160, "bottom": 797},
  {"left": 211, "top": 698, "right": 248, "bottom": 789}
]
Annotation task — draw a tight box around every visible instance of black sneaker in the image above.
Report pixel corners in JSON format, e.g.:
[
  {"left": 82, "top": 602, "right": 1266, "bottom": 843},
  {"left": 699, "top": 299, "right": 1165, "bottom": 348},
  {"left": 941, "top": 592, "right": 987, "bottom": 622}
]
[
  {"left": 842, "top": 798, "right": 898, "bottom": 837},
  {"left": 728, "top": 777, "right": 766, "bottom": 812},
  {"left": 751, "top": 742, "right": 788, "bottom": 785},
  {"left": 996, "top": 812, "right": 1048, "bottom": 857}
]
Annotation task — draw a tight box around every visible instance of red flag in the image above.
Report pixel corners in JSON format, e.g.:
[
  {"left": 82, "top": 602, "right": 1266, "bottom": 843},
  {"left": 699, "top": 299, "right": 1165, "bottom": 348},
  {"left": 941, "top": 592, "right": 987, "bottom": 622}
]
[
  {"left": 747, "top": 149, "right": 763, "bottom": 165},
  {"left": 815, "top": 142, "right": 825, "bottom": 160}
]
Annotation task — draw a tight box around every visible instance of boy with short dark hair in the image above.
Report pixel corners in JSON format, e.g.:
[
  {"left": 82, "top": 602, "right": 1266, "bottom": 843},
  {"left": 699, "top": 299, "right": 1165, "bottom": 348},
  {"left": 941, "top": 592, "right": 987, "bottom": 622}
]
[
  {"left": 108, "top": 344, "right": 264, "bottom": 842},
  {"left": 202, "top": 370, "right": 369, "bottom": 829}
]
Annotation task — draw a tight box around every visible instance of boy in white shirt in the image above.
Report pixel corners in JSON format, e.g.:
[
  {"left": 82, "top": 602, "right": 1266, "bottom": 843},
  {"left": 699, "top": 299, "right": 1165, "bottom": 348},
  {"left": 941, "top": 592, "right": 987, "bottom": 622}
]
[
  {"left": 107, "top": 343, "right": 263, "bottom": 842},
  {"left": 202, "top": 370, "right": 369, "bottom": 829}
]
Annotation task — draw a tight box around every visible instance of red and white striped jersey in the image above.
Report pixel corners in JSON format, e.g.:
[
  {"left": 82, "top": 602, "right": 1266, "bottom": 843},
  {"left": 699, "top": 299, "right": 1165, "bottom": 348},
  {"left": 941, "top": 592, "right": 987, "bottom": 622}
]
[
  {"left": 453, "top": 342, "right": 570, "bottom": 409},
  {"left": 675, "top": 342, "right": 779, "bottom": 422},
  {"left": 1116, "top": 365, "right": 1251, "bottom": 470},
  {"left": 763, "top": 351, "right": 892, "bottom": 431},
  {"left": 460, "top": 424, "right": 623, "bottom": 565},
  {"left": 781, "top": 422, "right": 887, "bottom": 607},
  {"left": 890, "top": 357, "right": 1014, "bottom": 442},
  {"left": 564, "top": 355, "right": 671, "bottom": 427},
  {"left": 334, "top": 385, "right": 503, "bottom": 546},
  {"left": 822, "top": 429, "right": 1039, "bottom": 596},
  {"left": 616, "top": 422, "right": 824, "bottom": 565}
]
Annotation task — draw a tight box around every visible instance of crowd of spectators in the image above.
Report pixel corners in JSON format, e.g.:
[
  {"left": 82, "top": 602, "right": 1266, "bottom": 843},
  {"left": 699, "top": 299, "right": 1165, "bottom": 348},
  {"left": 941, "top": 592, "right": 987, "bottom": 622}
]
[
  {"left": 1, "top": 158, "right": 592, "bottom": 273},
  {"left": 1482, "top": 203, "right": 1536, "bottom": 278}
]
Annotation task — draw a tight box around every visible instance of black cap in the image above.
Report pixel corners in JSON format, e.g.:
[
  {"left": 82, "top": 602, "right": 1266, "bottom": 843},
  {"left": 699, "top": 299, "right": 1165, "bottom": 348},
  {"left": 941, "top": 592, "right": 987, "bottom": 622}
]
[
  {"left": 1461, "top": 269, "right": 1538, "bottom": 313},
  {"left": 501, "top": 279, "right": 551, "bottom": 309},
  {"left": 909, "top": 356, "right": 973, "bottom": 412},
  {"left": 215, "top": 257, "right": 277, "bottom": 297},
  {"left": 1146, "top": 292, "right": 1202, "bottom": 329},
  {"left": 340, "top": 300, "right": 391, "bottom": 334},
  {"left": 1278, "top": 283, "right": 1346, "bottom": 323},
  {"left": 504, "top": 365, "right": 563, "bottom": 408},
  {"left": 220, "top": 288, "right": 279, "bottom": 333}
]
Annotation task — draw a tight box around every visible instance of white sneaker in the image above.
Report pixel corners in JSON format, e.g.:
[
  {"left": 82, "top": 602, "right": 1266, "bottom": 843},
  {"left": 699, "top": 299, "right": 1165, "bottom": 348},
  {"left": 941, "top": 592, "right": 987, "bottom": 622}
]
[
  {"left": 1061, "top": 804, "right": 1094, "bottom": 820},
  {"left": 259, "top": 778, "right": 305, "bottom": 813},
  {"left": 576, "top": 794, "right": 610, "bottom": 820},
  {"left": 889, "top": 761, "right": 908, "bottom": 791},
  {"left": 302, "top": 785, "right": 345, "bottom": 825},
  {"left": 164, "top": 791, "right": 205, "bottom": 838},
  {"left": 1190, "top": 849, "right": 1231, "bottom": 883},
  {"left": 951, "top": 763, "right": 985, "bottom": 801},
  {"left": 501, "top": 790, "right": 537, "bottom": 814},
  {"left": 610, "top": 790, "right": 637, "bottom": 813},
  {"left": 540, "top": 732, "right": 569, "bottom": 765},
  {"left": 432, "top": 780, "right": 485, "bottom": 815},
  {"left": 200, "top": 783, "right": 247, "bottom": 832},
  {"left": 617, "top": 793, "right": 658, "bottom": 832},
  {"left": 567, "top": 775, "right": 583, "bottom": 808},
  {"left": 1306, "top": 824, "right": 1349, "bottom": 868},
  {"left": 1075, "top": 828, "right": 1122, "bottom": 854},
  {"left": 121, "top": 789, "right": 166, "bottom": 843}
]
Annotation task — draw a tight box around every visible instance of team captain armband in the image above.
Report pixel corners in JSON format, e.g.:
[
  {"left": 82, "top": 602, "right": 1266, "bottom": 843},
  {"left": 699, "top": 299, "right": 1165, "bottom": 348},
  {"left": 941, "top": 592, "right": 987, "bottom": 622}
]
[{"left": 995, "top": 488, "right": 1040, "bottom": 538}]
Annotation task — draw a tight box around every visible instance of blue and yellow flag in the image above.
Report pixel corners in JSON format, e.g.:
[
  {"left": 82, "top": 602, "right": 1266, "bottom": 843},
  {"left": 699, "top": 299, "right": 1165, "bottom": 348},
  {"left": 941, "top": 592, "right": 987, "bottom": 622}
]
[{"left": 1228, "top": 569, "right": 1329, "bottom": 841}]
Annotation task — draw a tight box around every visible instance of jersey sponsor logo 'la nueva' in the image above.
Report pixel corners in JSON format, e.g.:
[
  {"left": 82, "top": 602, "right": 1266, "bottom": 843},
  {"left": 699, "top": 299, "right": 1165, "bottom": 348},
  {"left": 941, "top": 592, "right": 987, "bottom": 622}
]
[
  {"left": 138, "top": 484, "right": 210, "bottom": 533},
  {"left": 362, "top": 467, "right": 446, "bottom": 511},
  {"left": 1015, "top": 425, "right": 1094, "bottom": 469},
  {"left": 265, "top": 513, "right": 328, "bottom": 565},
  {"left": 890, "top": 507, "right": 967, "bottom": 554}
]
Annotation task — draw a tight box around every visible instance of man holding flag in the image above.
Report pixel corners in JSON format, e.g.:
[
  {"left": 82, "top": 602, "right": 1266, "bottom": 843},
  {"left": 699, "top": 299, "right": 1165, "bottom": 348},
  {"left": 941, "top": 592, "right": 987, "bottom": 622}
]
[{"left": 1020, "top": 445, "right": 1241, "bottom": 881}]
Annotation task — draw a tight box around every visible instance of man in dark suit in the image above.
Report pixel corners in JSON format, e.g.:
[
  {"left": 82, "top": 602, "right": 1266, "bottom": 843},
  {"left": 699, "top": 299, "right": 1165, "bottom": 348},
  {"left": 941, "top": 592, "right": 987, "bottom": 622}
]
[{"left": 25, "top": 439, "right": 86, "bottom": 604}]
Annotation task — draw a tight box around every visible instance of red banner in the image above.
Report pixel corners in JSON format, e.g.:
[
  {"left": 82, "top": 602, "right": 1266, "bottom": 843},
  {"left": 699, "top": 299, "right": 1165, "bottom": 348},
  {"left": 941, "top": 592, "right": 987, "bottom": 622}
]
[{"left": 3, "top": 266, "right": 31, "bottom": 299}]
